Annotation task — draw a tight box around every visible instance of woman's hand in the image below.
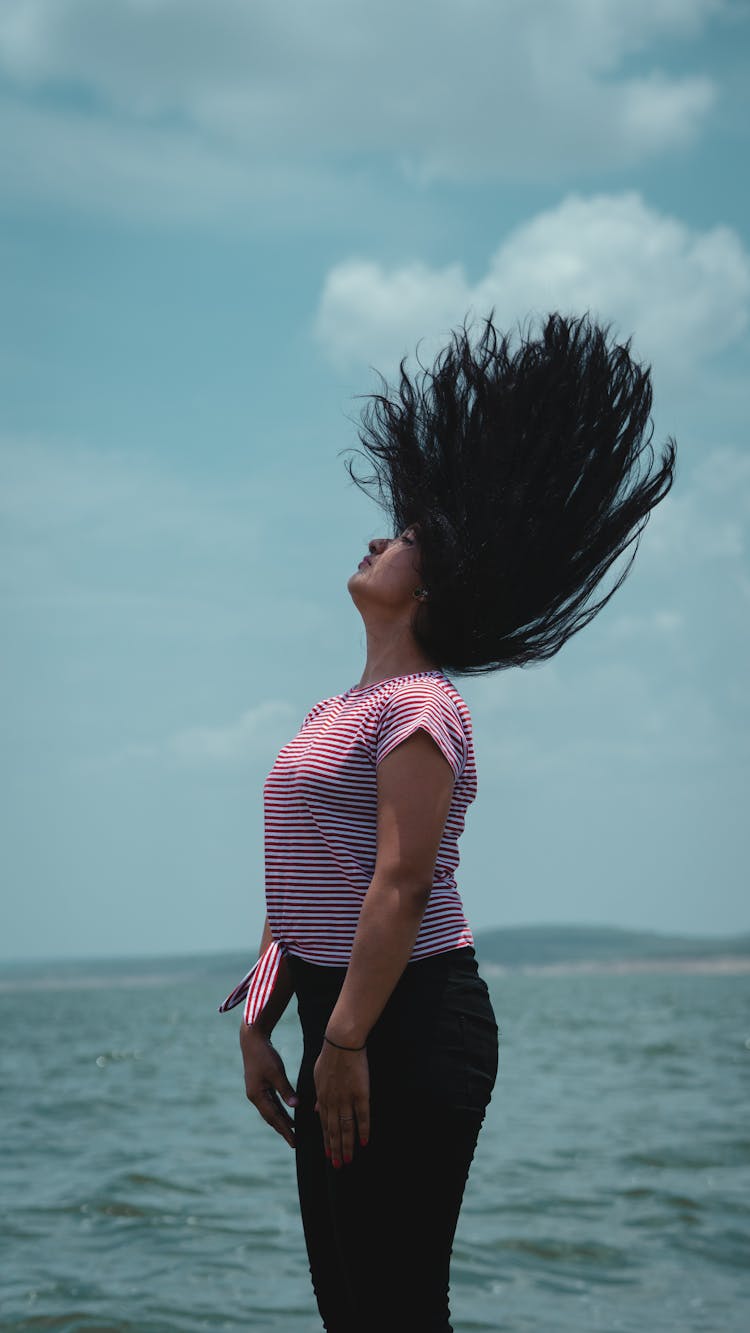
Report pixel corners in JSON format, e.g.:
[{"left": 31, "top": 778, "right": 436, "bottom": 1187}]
[
  {"left": 239, "top": 1020, "right": 298, "bottom": 1149},
  {"left": 313, "top": 1040, "right": 370, "bottom": 1167}
]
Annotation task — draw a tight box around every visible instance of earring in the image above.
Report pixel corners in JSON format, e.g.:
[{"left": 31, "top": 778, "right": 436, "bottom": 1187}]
[{"left": 413, "top": 587, "right": 428, "bottom": 600}]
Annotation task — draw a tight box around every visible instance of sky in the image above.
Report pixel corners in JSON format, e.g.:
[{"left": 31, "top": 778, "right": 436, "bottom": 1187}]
[{"left": 1, "top": 0, "right": 749, "bottom": 961}]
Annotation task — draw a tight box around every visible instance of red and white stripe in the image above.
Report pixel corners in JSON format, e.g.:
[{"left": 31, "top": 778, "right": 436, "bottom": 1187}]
[
  {"left": 217, "top": 938, "right": 288, "bottom": 1024},
  {"left": 219, "top": 669, "right": 477, "bottom": 1020}
]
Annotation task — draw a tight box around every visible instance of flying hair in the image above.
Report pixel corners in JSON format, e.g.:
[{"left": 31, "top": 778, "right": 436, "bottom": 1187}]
[{"left": 341, "top": 310, "right": 678, "bottom": 676}]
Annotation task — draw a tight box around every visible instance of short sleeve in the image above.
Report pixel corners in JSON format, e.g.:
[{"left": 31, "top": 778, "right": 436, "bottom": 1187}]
[{"left": 375, "top": 682, "right": 467, "bottom": 780}]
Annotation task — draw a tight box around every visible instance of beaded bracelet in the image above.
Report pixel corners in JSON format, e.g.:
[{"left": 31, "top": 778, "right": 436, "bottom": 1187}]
[{"left": 324, "top": 1034, "right": 367, "bottom": 1052}]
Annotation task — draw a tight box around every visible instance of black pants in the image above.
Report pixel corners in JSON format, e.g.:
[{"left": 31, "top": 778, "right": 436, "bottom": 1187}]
[{"left": 289, "top": 946, "right": 499, "bottom": 1333}]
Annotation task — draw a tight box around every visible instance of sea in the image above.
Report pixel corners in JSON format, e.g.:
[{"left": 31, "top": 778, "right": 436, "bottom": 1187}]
[{"left": 1, "top": 951, "right": 748, "bottom": 1332}]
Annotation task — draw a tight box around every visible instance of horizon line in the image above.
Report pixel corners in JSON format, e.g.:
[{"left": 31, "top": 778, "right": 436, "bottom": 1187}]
[{"left": 2, "top": 920, "right": 749, "bottom": 969}]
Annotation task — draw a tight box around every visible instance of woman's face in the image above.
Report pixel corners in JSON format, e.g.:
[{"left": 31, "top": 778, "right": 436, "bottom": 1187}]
[{"left": 348, "top": 524, "right": 424, "bottom": 611}]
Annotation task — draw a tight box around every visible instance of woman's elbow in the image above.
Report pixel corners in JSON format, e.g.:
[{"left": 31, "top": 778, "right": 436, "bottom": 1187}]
[{"left": 375, "top": 867, "right": 434, "bottom": 910}]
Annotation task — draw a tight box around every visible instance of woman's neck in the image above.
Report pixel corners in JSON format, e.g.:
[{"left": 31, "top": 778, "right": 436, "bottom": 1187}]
[{"left": 357, "top": 626, "right": 439, "bottom": 687}]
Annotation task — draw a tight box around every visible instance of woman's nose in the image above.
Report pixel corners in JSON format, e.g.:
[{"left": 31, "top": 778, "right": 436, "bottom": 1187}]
[{"left": 368, "top": 537, "right": 391, "bottom": 555}]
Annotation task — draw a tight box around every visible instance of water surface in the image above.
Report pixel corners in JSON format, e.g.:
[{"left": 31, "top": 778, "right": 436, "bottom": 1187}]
[{"left": 1, "top": 955, "right": 748, "bottom": 1331}]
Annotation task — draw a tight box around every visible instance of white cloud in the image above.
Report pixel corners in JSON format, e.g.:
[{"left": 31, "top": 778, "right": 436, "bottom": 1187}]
[
  {"left": 168, "top": 702, "right": 296, "bottom": 765},
  {"left": 606, "top": 609, "right": 685, "bottom": 641},
  {"left": 0, "top": 434, "right": 332, "bottom": 652},
  {"left": 444, "top": 432, "right": 750, "bottom": 780},
  {"left": 0, "top": 0, "right": 724, "bottom": 221},
  {"left": 467, "top": 647, "right": 744, "bottom": 774},
  {"left": 108, "top": 701, "right": 298, "bottom": 768},
  {"left": 0, "top": 433, "right": 264, "bottom": 603},
  {"left": 313, "top": 191, "right": 750, "bottom": 379},
  {"left": 619, "top": 71, "right": 715, "bottom": 151},
  {"left": 643, "top": 443, "right": 750, "bottom": 569},
  {"left": 314, "top": 259, "right": 471, "bottom": 374}
]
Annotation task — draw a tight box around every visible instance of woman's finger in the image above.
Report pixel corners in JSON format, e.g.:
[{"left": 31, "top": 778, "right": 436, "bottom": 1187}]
[
  {"left": 252, "top": 1086, "right": 296, "bottom": 1149},
  {"left": 326, "top": 1108, "right": 343, "bottom": 1168},
  {"left": 314, "top": 1100, "right": 331, "bottom": 1159},
  {"left": 339, "top": 1109, "right": 356, "bottom": 1165},
  {"left": 354, "top": 1088, "right": 370, "bottom": 1149},
  {"left": 240, "top": 1025, "right": 298, "bottom": 1143},
  {"left": 270, "top": 1066, "right": 299, "bottom": 1109}
]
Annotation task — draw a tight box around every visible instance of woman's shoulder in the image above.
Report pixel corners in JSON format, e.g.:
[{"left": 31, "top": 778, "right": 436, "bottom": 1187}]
[
  {"left": 385, "top": 671, "right": 472, "bottom": 724},
  {"left": 372, "top": 672, "right": 474, "bottom": 781},
  {"left": 300, "top": 671, "right": 473, "bottom": 734},
  {"left": 374, "top": 674, "right": 474, "bottom": 756}
]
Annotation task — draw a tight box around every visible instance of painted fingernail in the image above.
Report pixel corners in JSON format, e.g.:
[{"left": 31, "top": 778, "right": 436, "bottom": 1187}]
[
  {"left": 360, "top": 1138, "right": 368, "bottom": 1148},
  {"left": 324, "top": 1146, "right": 331, "bottom": 1159},
  {"left": 332, "top": 1157, "right": 341, "bottom": 1169},
  {"left": 343, "top": 1153, "right": 352, "bottom": 1164}
]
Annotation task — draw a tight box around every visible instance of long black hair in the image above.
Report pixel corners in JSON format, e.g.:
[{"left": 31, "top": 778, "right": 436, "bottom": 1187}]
[{"left": 343, "top": 310, "right": 677, "bottom": 676}]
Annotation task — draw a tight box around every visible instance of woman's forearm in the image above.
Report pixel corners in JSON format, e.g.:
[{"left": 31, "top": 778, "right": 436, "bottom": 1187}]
[
  {"left": 252, "top": 955, "right": 295, "bottom": 1037},
  {"left": 324, "top": 874, "right": 430, "bottom": 1048}
]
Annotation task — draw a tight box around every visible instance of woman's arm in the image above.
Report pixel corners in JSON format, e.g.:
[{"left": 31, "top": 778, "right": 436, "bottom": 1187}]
[
  {"left": 326, "top": 728, "right": 455, "bottom": 1045},
  {"left": 313, "top": 727, "right": 456, "bottom": 1164}
]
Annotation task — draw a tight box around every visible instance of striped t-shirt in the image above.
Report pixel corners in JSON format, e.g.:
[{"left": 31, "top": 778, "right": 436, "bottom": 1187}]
[{"left": 219, "top": 669, "right": 477, "bottom": 1024}]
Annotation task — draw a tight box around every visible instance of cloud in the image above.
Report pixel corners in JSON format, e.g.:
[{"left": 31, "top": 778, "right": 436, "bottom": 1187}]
[
  {"left": 0, "top": 434, "right": 331, "bottom": 647},
  {"left": 619, "top": 70, "right": 715, "bottom": 151},
  {"left": 606, "top": 609, "right": 685, "bottom": 642},
  {"left": 106, "top": 701, "right": 298, "bottom": 769},
  {"left": 0, "top": 94, "right": 364, "bottom": 228},
  {"left": 168, "top": 703, "right": 296, "bottom": 765},
  {"left": 0, "top": 0, "right": 723, "bottom": 221},
  {"left": 0, "top": 433, "right": 264, "bottom": 608},
  {"left": 313, "top": 191, "right": 750, "bottom": 379},
  {"left": 467, "top": 635, "right": 745, "bottom": 774},
  {"left": 642, "top": 443, "right": 750, "bottom": 569},
  {"left": 0, "top": 431, "right": 356, "bottom": 800},
  {"left": 450, "top": 434, "right": 750, "bottom": 780}
]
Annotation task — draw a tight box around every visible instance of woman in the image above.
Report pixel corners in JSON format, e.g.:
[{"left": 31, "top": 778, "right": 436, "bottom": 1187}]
[{"left": 219, "top": 311, "right": 677, "bottom": 1331}]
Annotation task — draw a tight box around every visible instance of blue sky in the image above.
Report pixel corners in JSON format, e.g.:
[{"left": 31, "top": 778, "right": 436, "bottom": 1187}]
[{"left": 1, "top": 0, "right": 748, "bottom": 960}]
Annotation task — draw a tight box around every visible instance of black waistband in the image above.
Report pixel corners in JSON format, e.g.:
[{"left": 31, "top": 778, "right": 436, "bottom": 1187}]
[{"left": 286, "top": 944, "right": 476, "bottom": 985}]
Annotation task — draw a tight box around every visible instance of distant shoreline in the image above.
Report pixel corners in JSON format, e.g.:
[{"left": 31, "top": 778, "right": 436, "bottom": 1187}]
[
  {"left": 480, "top": 954, "right": 750, "bottom": 976},
  {"left": 1, "top": 955, "right": 748, "bottom": 995},
  {"left": 2, "top": 923, "right": 749, "bottom": 977},
  {"left": 473, "top": 923, "right": 750, "bottom": 973}
]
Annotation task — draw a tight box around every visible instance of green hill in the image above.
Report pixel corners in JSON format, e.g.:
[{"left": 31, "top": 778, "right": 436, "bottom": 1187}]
[{"left": 473, "top": 923, "right": 750, "bottom": 968}]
